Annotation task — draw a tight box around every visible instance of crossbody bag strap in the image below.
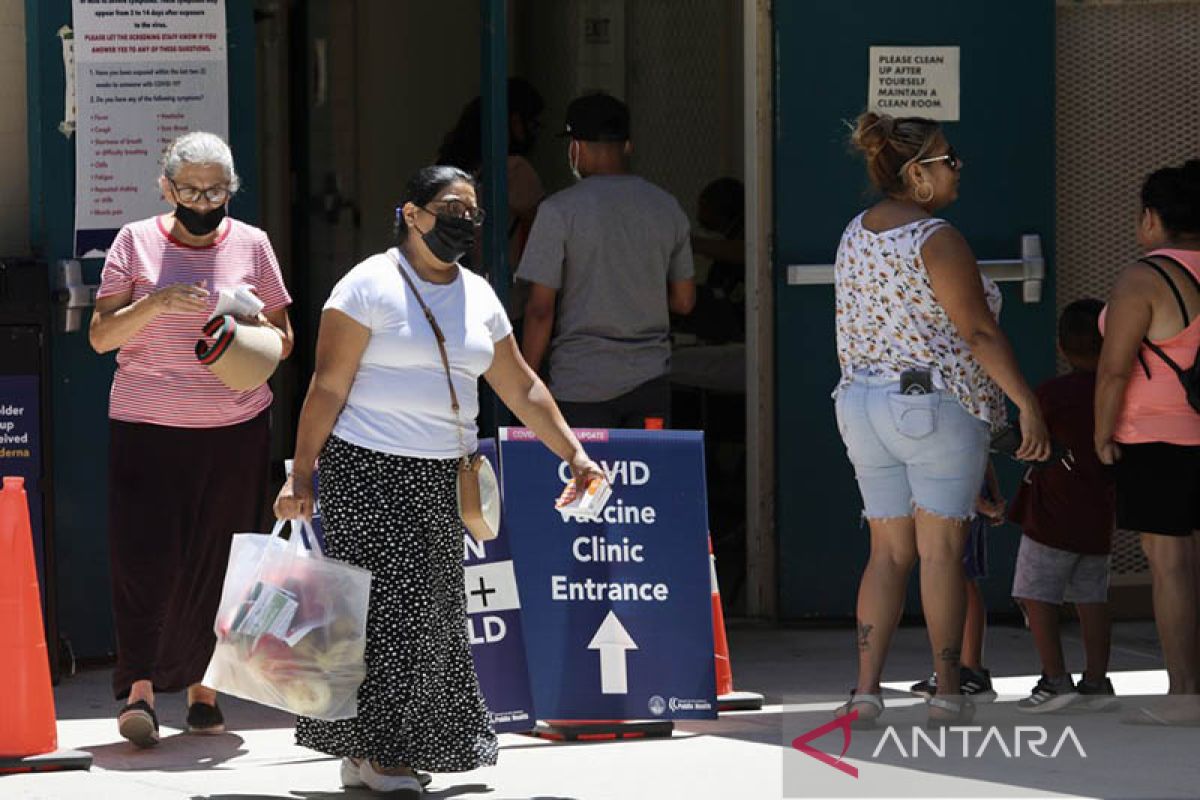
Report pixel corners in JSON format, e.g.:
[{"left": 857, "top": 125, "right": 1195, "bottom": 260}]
[{"left": 389, "top": 251, "right": 467, "bottom": 455}]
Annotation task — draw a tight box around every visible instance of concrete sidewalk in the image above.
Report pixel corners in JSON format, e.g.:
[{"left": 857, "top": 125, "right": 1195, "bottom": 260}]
[{"left": 3, "top": 621, "right": 1199, "bottom": 800}]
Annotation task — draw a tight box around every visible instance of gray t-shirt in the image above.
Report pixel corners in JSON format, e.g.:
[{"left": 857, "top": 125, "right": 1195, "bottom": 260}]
[{"left": 516, "top": 174, "right": 693, "bottom": 402}]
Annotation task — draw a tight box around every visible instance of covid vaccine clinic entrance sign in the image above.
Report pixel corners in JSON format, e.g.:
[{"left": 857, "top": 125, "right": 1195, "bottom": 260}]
[{"left": 498, "top": 428, "right": 717, "bottom": 721}]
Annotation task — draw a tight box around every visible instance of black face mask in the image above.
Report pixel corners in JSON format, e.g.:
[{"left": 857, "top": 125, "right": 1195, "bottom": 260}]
[
  {"left": 421, "top": 213, "right": 476, "bottom": 264},
  {"left": 175, "top": 203, "right": 227, "bottom": 236}
]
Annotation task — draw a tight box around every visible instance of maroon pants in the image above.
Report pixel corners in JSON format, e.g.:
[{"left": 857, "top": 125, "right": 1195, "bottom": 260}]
[{"left": 107, "top": 411, "right": 270, "bottom": 700}]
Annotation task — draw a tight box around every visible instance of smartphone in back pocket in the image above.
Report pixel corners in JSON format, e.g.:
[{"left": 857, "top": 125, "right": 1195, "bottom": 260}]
[{"left": 899, "top": 368, "right": 933, "bottom": 396}]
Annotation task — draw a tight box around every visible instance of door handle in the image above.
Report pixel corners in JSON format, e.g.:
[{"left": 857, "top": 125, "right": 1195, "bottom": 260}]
[{"left": 786, "top": 233, "right": 1046, "bottom": 303}]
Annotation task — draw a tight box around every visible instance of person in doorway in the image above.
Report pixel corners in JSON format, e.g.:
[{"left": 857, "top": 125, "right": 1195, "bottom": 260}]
[
  {"left": 518, "top": 92, "right": 696, "bottom": 428},
  {"left": 436, "top": 76, "right": 547, "bottom": 274},
  {"left": 1009, "top": 298, "right": 1116, "bottom": 714},
  {"left": 89, "top": 131, "right": 295, "bottom": 747},
  {"left": 909, "top": 463, "right": 1004, "bottom": 703},
  {"left": 678, "top": 177, "right": 746, "bottom": 344},
  {"left": 832, "top": 112, "right": 1050, "bottom": 728},
  {"left": 1095, "top": 160, "right": 1200, "bottom": 726},
  {"left": 274, "top": 165, "right": 603, "bottom": 793}
]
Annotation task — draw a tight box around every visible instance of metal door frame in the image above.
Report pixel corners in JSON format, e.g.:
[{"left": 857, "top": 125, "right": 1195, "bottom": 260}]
[{"left": 743, "top": 0, "right": 775, "bottom": 619}]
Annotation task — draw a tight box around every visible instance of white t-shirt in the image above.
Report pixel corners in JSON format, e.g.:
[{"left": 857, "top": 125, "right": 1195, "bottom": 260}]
[{"left": 326, "top": 248, "right": 513, "bottom": 458}]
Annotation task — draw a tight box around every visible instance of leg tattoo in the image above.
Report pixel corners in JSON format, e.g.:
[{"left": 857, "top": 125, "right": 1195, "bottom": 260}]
[
  {"left": 938, "top": 647, "right": 961, "bottom": 668},
  {"left": 857, "top": 621, "right": 874, "bottom": 651}
]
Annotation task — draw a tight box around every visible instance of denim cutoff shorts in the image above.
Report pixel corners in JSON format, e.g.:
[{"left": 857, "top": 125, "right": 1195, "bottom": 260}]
[{"left": 834, "top": 373, "right": 990, "bottom": 520}]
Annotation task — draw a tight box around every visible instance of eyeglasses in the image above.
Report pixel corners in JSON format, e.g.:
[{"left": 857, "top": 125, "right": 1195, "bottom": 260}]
[
  {"left": 423, "top": 199, "right": 486, "bottom": 227},
  {"left": 916, "top": 147, "right": 962, "bottom": 172},
  {"left": 170, "top": 180, "right": 231, "bottom": 205}
]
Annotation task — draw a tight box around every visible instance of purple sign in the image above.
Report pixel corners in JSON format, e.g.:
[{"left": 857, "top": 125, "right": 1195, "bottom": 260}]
[{"left": 0, "top": 374, "right": 46, "bottom": 599}]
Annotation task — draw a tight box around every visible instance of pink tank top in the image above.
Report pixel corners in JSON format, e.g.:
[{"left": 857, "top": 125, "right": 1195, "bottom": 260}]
[{"left": 1099, "top": 248, "right": 1200, "bottom": 445}]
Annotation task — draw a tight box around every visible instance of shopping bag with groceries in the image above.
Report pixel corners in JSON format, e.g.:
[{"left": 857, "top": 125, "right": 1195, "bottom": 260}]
[{"left": 203, "top": 518, "right": 371, "bottom": 720}]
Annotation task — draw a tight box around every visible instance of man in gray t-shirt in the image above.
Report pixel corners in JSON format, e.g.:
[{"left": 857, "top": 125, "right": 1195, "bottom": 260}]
[{"left": 517, "top": 92, "right": 695, "bottom": 428}]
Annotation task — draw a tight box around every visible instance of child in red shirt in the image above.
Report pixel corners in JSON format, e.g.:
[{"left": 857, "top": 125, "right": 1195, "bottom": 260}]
[{"left": 1009, "top": 299, "right": 1116, "bottom": 713}]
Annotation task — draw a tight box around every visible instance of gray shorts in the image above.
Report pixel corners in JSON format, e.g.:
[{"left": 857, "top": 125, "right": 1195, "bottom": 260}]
[{"left": 1011, "top": 534, "right": 1110, "bottom": 605}]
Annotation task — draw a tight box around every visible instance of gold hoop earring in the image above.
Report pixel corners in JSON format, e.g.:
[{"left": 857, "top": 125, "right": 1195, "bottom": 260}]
[{"left": 914, "top": 184, "right": 934, "bottom": 203}]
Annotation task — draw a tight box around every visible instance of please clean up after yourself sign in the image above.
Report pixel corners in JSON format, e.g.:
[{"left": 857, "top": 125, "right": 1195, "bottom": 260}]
[{"left": 868, "top": 45, "right": 960, "bottom": 121}]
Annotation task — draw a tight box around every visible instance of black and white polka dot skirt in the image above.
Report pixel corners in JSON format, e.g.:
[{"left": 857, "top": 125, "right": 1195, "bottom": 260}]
[{"left": 295, "top": 435, "right": 498, "bottom": 772}]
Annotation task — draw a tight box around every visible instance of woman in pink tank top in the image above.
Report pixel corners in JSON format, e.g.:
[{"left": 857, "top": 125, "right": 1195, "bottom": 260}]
[{"left": 1095, "top": 160, "right": 1200, "bottom": 724}]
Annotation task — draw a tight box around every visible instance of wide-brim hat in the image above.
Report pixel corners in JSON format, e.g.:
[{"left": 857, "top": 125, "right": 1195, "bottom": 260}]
[{"left": 196, "top": 315, "right": 282, "bottom": 391}]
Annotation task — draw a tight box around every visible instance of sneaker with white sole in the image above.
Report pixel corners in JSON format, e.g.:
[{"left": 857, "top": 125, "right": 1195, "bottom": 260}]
[
  {"left": 1076, "top": 677, "right": 1119, "bottom": 711},
  {"left": 341, "top": 758, "right": 366, "bottom": 788},
  {"left": 1017, "top": 674, "right": 1078, "bottom": 713},
  {"left": 342, "top": 757, "right": 434, "bottom": 789},
  {"left": 910, "top": 666, "right": 996, "bottom": 702},
  {"left": 909, "top": 673, "right": 937, "bottom": 699},
  {"left": 359, "top": 760, "right": 424, "bottom": 796},
  {"left": 959, "top": 666, "right": 998, "bottom": 703}
]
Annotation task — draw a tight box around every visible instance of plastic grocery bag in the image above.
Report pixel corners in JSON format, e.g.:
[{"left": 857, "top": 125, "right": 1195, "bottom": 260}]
[{"left": 202, "top": 519, "right": 371, "bottom": 720}]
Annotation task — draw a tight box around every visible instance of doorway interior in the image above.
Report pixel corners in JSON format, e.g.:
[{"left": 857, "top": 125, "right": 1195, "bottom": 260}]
[{"left": 254, "top": 0, "right": 753, "bottom": 611}]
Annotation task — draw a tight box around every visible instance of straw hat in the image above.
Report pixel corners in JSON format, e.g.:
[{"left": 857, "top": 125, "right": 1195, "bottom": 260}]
[{"left": 195, "top": 314, "right": 283, "bottom": 391}]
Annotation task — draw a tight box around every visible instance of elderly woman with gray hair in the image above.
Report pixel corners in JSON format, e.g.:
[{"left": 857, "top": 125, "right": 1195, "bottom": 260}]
[{"left": 89, "top": 131, "right": 294, "bottom": 747}]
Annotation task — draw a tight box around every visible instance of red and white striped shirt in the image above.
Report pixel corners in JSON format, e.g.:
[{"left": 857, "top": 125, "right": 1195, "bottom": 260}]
[{"left": 97, "top": 215, "right": 292, "bottom": 428}]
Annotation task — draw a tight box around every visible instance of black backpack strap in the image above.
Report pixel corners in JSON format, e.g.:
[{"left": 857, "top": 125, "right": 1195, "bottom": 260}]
[
  {"left": 1142, "top": 337, "right": 1187, "bottom": 380},
  {"left": 1136, "top": 256, "right": 1200, "bottom": 379},
  {"left": 1146, "top": 253, "right": 1200, "bottom": 294},
  {"left": 1138, "top": 257, "right": 1191, "bottom": 326},
  {"left": 1138, "top": 350, "right": 1151, "bottom": 380}
]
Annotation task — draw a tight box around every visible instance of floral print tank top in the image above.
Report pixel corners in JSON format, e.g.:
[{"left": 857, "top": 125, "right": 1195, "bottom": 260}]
[{"left": 834, "top": 211, "right": 1007, "bottom": 429}]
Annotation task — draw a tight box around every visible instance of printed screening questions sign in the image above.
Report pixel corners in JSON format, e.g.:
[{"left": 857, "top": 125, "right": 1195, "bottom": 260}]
[
  {"left": 868, "top": 46, "right": 959, "bottom": 121},
  {"left": 72, "top": 0, "right": 229, "bottom": 257},
  {"left": 499, "top": 428, "right": 716, "bottom": 721}
]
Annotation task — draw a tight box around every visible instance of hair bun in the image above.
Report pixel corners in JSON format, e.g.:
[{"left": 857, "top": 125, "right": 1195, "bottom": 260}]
[{"left": 851, "top": 111, "right": 896, "bottom": 158}]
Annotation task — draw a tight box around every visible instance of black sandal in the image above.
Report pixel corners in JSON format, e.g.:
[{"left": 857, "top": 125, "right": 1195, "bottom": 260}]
[{"left": 118, "top": 699, "right": 160, "bottom": 748}]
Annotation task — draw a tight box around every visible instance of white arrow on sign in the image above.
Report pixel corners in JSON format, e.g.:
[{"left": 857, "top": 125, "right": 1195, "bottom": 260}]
[{"left": 588, "top": 610, "right": 638, "bottom": 695}]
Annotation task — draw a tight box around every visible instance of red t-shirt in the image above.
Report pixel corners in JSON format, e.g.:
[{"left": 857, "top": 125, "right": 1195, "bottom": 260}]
[
  {"left": 97, "top": 215, "right": 292, "bottom": 428},
  {"left": 1007, "top": 370, "right": 1115, "bottom": 555}
]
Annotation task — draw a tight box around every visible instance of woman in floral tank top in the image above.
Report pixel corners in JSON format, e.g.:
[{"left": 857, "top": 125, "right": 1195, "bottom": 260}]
[{"left": 832, "top": 113, "right": 1049, "bottom": 728}]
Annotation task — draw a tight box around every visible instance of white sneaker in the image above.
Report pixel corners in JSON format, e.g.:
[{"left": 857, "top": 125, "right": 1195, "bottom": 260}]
[
  {"left": 342, "top": 757, "right": 432, "bottom": 789},
  {"left": 340, "top": 758, "right": 366, "bottom": 788},
  {"left": 359, "top": 760, "right": 425, "bottom": 796}
]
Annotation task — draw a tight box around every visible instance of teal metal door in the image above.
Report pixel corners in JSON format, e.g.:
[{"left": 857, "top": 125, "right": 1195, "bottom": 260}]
[{"left": 773, "top": 2, "right": 1056, "bottom": 618}]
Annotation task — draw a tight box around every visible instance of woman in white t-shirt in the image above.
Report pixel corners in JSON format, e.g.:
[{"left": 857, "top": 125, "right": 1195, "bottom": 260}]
[{"left": 274, "top": 165, "right": 602, "bottom": 793}]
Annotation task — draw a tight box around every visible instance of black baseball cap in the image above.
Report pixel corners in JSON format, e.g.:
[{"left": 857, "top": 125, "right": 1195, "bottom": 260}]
[{"left": 560, "top": 92, "right": 631, "bottom": 142}]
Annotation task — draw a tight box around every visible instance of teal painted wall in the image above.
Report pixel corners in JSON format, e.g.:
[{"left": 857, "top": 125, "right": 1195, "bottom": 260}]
[
  {"left": 25, "top": 0, "right": 260, "bottom": 658},
  {"left": 773, "top": 1, "right": 1056, "bottom": 618}
]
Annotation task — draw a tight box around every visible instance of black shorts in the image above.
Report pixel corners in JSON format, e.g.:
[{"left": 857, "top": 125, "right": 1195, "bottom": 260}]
[{"left": 1114, "top": 441, "right": 1200, "bottom": 536}]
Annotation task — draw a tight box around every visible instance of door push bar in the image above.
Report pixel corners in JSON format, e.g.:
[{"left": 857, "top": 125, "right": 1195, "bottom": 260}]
[
  {"left": 53, "top": 259, "right": 99, "bottom": 333},
  {"left": 785, "top": 233, "right": 1046, "bottom": 303}
]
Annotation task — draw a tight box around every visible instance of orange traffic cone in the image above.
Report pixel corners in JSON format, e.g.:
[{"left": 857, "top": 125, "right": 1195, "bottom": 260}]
[
  {"left": 0, "top": 477, "right": 90, "bottom": 774},
  {"left": 709, "top": 535, "right": 763, "bottom": 712},
  {"left": 0, "top": 476, "right": 57, "bottom": 758}
]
